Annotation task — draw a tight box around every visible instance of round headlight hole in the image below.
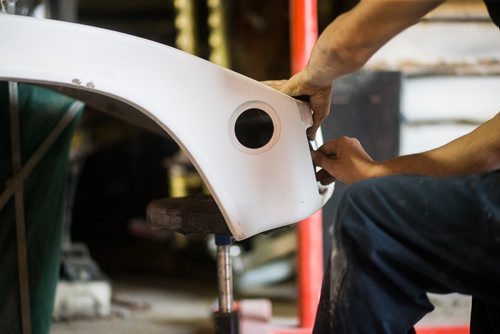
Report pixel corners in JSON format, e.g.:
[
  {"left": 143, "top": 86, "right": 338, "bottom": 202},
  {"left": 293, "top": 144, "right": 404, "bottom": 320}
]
[{"left": 234, "top": 108, "right": 274, "bottom": 149}]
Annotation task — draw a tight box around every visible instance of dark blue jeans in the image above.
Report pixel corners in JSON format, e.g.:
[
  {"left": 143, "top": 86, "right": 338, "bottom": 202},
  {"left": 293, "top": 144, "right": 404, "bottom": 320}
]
[{"left": 313, "top": 171, "right": 500, "bottom": 334}]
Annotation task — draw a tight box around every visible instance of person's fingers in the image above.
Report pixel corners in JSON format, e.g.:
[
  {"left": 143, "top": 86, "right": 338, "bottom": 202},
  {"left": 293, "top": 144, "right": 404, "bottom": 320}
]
[
  {"left": 317, "top": 139, "right": 339, "bottom": 158},
  {"left": 312, "top": 150, "right": 340, "bottom": 181},
  {"left": 307, "top": 84, "right": 333, "bottom": 139},
  {"left": 262, "top": 80, "right": 287, "bottom": 90},
  {"left": 264, "top": 76, "right": 334, "bottom": 139},
  {"left": 315, "top": 169, "right": 336, "bottom": 185},
  {"left": 307, "top": 126, "right": 317, "bottom": 140},
  {"left": 263, "top": 74, "right": 304, "bottom": 96},
  {"left": 312, "top": 150, "right": 330, "bottom": 168},
  {"left": 313, "top": 86, "right": 333, "bottom": 124},
  {"left": 282, "top": 81, "right": 305, "bottom": 97}
]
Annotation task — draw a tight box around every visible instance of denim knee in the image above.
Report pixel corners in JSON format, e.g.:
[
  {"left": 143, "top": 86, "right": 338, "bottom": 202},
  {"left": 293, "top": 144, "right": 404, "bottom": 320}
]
[
  {"left": 333, "top": 178, "right": 394, "bottom": 251},
  {"left": 335, "top": 179, "right": 382, "bottom": 227}
]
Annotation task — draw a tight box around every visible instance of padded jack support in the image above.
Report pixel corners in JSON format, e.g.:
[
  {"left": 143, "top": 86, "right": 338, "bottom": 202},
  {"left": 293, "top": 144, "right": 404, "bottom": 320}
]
[{"left": 147, "top": 196, "right": 239, "bottom": 334}]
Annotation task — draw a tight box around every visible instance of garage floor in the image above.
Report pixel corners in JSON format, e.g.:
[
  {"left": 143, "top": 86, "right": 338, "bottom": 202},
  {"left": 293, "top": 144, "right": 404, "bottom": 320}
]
[
  {"left": 51, "top": 275, "right": 470, "bottom": 334},
  {"left": 51, "top": 275, "right": 218, "bottom": 334},
  {"left": 50, "top": 275, "right": 297, "bottom": 334}
]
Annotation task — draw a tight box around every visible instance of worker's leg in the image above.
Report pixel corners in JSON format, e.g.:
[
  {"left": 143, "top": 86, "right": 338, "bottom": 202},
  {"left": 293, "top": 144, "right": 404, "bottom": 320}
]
[
  {"left": 313, "top": 171, "right": 500, "bottom": 334},
  {"left": 470, "top": 297, "right": 500, "bottom": 334}
]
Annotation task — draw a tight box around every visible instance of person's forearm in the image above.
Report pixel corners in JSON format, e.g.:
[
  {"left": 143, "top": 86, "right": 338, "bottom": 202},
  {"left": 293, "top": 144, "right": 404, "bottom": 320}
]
[
  {"left": 304, "top": 0, "right": 444, "bottom": 87},
  {"left": 374, "top": 113, "right": 500, "bottom": 177}
]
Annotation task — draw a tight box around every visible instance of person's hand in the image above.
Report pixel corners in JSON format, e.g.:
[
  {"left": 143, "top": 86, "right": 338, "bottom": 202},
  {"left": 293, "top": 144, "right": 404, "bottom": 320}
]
[
  {"left": 263, "top": 70, "right": 333, "bottom": 140},
  {"left": 312, "top": 136, "right": 383, "bottom": 184}
]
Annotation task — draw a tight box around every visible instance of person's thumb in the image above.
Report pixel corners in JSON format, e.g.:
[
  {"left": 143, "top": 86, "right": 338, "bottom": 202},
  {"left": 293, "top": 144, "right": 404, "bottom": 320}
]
[{"left": 312, "top": 150, "right": 331, "bottom": 169}]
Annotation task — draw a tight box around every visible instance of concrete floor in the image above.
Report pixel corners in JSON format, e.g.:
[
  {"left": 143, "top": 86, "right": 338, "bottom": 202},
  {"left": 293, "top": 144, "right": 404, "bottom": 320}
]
[
  {"left": 51, "top": 275, "right": 218, "bottom": 334},
  {"left": 418, "top": 293, "right": 471, "bottom": 328},
  {"left": 51, "top": 275, "right": 470, "bottom": 334}
]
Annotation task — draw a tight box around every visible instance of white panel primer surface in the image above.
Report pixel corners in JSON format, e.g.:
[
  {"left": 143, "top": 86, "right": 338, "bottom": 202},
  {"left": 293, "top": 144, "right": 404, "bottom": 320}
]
[{"left": 0, "top": 14, "right": 333, "bottom": 240}]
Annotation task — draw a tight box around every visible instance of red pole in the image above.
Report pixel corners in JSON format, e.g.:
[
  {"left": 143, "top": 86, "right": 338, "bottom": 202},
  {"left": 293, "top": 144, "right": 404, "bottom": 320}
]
[
  {"left": 297, "top": 210, "right": 323, "bottom": 328},
  {"left": 290, "top": 0, "right": 318, "bottom": 74},
  {"left": 289, "top": 0, "right": 322, "bottom": 329}
]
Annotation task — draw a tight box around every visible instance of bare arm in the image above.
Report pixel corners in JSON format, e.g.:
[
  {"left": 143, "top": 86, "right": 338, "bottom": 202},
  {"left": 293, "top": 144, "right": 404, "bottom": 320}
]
[
  {"left": 304, "top": 0, "right": 444, "bottom": 86},
  {"left": 313, "top": 113, "right": 500, "bottom": 184},
  {"left": 266, "top": 0, "right": 444, "bottom": 138}
]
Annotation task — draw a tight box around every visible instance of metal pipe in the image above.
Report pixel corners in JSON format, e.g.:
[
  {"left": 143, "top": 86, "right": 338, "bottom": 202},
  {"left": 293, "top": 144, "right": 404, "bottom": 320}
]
[
  {"left": 7, "top": 4, "right": 32, "bottom": 328},
  {"left": 290, "top": 0, "right": 323, "bottom": 328},
  {"left": 7, "top": 5, "right": 31, "bottom": 333},
  {"left": 217, "top": 244, "right": 233, "bottom": 313}
]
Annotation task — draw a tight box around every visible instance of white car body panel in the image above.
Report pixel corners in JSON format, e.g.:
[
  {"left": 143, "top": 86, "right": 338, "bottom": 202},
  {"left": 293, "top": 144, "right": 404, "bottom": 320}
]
[{"left": 0, "top": 15, "right": 333, "bottom": 240}]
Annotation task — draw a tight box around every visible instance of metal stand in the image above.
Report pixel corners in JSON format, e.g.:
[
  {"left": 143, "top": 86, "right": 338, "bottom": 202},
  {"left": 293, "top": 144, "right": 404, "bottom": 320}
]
[
  {"left": 147, "top": 195, "right": 239, "bottom": 334},
  {"left": 214, "top": 235, "right": 239, "bottom": 334}
]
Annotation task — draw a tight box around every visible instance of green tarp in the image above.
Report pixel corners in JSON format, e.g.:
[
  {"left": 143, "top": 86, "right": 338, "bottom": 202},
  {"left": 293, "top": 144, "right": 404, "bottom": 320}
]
[{"left": 0, "top": 83, "right": 83, "bottom": 334}]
